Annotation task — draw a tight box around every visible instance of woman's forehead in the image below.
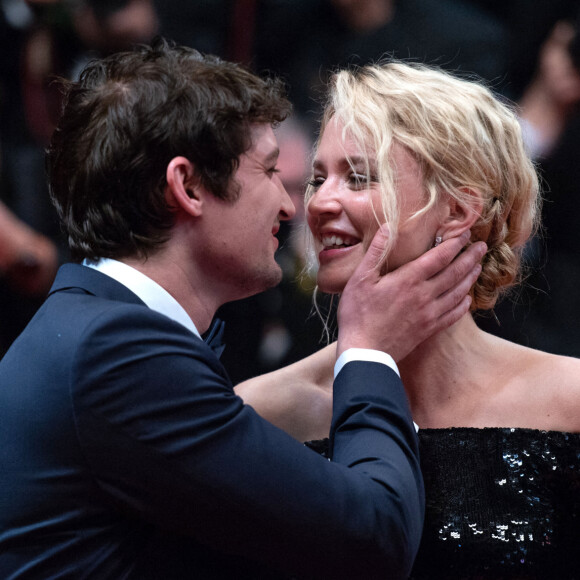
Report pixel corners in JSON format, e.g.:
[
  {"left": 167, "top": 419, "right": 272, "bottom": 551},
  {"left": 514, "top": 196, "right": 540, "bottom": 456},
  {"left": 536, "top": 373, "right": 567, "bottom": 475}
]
[{"left": 317, "top": 118, "right": 380, "bottom": 165}]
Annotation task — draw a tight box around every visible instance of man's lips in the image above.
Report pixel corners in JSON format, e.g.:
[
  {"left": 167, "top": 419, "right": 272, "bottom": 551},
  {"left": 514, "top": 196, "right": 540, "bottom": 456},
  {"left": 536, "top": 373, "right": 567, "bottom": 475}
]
[{"left": 272, "top": 224, "right": 281, "bottom": 250}]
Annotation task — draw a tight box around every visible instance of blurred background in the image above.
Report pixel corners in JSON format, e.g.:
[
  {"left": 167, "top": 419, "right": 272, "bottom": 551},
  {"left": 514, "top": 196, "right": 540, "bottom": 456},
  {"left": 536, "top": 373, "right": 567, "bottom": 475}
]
[{"left": 1, "top": 0, "right": 580, "bottom": 382}]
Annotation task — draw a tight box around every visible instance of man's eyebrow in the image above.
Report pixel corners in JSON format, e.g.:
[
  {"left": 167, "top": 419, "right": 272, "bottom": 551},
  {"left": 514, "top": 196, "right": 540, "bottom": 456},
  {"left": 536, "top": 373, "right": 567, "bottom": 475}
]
[{"left": 263, "top": 147, "right": 280, "bottom": 165}]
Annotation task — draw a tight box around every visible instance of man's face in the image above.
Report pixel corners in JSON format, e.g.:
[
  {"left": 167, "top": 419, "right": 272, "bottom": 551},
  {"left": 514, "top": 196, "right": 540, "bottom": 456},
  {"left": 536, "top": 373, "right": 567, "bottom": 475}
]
[{"left": 198, "top": 124, "right": 296, "bottom": 302}]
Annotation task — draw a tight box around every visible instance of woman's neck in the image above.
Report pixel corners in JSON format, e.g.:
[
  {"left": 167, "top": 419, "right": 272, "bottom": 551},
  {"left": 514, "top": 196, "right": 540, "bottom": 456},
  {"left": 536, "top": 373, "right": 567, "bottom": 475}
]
[{"left": 398, "top": 314, "right": 504, "bottom": 428}]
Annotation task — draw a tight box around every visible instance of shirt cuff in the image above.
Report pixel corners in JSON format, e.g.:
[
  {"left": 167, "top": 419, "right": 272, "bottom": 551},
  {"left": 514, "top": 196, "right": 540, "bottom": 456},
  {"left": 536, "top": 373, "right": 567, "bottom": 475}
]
[
  {"left": 334, "top": 349, "right": 417, "bottom": 432},
  {"left": 334, "top": 348, "right": 400, "bottom": 379}
]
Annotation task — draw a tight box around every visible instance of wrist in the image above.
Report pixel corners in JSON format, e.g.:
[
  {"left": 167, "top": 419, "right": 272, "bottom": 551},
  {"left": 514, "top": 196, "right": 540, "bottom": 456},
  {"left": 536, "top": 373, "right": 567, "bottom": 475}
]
[{"left": 334, "top": 348, "right": 400, "bottom": 379}]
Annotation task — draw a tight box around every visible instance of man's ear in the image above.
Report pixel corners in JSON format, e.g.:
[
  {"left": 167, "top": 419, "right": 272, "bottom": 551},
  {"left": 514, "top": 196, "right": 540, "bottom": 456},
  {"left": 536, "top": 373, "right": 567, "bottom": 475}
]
[
  {"left": 437, "top": 188, "right": 484, "bottom": 241},
  {"left": 165, "top": 156, "right": 204, "bottom": 217}
]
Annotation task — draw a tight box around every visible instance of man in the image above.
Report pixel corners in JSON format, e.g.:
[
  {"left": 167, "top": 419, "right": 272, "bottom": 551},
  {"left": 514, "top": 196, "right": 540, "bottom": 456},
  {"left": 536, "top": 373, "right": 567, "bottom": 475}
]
[{"left": 0, "top": 39, "right": 484, "bottom": 579}]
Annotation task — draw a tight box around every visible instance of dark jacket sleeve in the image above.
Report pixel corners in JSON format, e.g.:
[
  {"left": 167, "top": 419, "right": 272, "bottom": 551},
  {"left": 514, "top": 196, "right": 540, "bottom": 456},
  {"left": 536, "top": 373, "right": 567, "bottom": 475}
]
[{"left": 73, "top": 306, "right": 424, "bottom": 579}]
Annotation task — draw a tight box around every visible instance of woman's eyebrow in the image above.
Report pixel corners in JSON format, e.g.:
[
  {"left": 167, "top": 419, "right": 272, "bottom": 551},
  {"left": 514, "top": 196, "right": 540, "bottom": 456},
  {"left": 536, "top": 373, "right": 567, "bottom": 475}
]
[
  {"left": 348, "top": 156, "right": 379, "bottom": 174},
  {"left": 311, "top": 155, "right": 377, "bottom": 173},
  {"left": 312, "top": 158, "right": 325, "bottom": 172},
  {"left": 312, "top": 156, "right": 366, "bottom": 169},
  {"left": 347, "top": 156, "right": 371, "bottom": 169}
]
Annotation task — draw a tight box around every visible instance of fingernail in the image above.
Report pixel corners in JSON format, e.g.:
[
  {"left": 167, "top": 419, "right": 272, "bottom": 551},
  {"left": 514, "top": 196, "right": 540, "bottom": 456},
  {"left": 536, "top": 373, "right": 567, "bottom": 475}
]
[
  {"left": 460, "top": 230, "right": 471, "bottom": 244},
  {"left": 477, "top": 242, "right": 488, "bottom": 258}
]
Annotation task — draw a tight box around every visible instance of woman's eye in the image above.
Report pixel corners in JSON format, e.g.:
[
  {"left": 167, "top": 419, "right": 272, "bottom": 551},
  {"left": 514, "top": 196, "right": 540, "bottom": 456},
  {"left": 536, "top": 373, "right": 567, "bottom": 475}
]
[
  {"left": 307, "top": 177, "right": 325, "bottom": 189},
  {"left": 348, "top": 172, "right": 378, "bottom": 189},
  {"left": 349, "top": 173, "right": 369, "bottom": 188},
  {"left": 267, "top": 167, "right": 281, "bottom": 176}
]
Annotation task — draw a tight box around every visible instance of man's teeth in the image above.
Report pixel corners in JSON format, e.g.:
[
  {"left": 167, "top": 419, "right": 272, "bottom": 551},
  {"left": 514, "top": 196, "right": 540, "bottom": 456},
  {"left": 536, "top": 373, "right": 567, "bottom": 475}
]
[{"left": 322, "top": 235, "right": 354, "bottom": 248}]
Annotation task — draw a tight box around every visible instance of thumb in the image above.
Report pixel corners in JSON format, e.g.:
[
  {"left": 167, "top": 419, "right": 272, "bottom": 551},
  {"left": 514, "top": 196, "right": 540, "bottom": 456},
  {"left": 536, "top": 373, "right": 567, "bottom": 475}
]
[{"left": 357, "top": 224, "right": 390, "bottom": 279}]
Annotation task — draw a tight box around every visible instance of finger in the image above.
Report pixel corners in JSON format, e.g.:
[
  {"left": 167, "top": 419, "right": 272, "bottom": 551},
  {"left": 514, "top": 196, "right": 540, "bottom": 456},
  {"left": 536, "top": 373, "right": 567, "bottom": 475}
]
[
  {"left": 401, "top": 230, "right": 472, "bottom": 281},
  {"left": 354, "top": 224, "right": 390, "bottom": 280},
  {"left": 421, "top": 261, "right": 480, "bottom": 339},
  {"left": 430, "top": 241, "right": 487, "bottom": 297},
  {"left": 433, "top": 262, "right": 482, "bottom": 318},
  {"left": 430, "top": 294, "right": 473, "bottom": 335}
]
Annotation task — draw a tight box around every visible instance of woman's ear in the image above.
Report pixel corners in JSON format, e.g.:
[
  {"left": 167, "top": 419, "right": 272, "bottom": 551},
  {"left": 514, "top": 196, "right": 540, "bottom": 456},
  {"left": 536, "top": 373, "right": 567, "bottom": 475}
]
[
  {"left": 165, "top": 156, "right": 204, "bottom": 217},
  {"left": 437, "top": 188, "right": 484, "bottom": 241}
]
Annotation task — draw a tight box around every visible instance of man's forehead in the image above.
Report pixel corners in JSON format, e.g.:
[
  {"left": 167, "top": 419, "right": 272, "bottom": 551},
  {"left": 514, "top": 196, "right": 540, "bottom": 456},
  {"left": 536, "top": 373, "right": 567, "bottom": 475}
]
[{"left": 247, "top": 124, "right": 279, "bottom": 161}]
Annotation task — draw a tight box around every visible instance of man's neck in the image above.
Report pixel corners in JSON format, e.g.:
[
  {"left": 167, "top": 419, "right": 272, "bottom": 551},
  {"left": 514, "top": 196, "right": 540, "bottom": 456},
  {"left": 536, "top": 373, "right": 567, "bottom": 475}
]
[{"left": 120, "top": 254, "right": 218, "bottom": 335}]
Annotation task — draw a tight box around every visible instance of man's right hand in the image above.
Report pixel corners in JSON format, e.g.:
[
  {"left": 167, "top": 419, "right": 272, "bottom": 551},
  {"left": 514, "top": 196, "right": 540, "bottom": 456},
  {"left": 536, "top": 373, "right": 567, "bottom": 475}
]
[{"left": 337, "top": 226, "right": 486, "bottom": 362}]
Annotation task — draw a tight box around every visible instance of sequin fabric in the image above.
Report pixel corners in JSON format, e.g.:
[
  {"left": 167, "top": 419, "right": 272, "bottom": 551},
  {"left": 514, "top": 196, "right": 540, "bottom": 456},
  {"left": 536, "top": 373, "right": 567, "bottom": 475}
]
[{"left": 305, "top": 428, "right": 580, "bottom": 579}]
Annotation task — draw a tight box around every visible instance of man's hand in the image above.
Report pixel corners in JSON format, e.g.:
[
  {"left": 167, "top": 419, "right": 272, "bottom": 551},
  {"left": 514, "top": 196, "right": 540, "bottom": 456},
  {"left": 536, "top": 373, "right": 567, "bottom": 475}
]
[{"left": 337, "top": 226, "right": 486, "bottom": 361}]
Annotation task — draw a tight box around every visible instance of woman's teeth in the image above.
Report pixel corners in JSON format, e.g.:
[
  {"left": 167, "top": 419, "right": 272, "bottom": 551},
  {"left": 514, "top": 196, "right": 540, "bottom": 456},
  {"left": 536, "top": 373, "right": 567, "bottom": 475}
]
[{"left": 322, "top": 235, "right": 355, "bottom": 249}]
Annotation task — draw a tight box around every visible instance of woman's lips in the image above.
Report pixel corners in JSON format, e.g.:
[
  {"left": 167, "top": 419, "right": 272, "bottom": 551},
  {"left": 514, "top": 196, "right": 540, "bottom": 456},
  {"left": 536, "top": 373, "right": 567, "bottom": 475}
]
[{"left": 318, "top": 242, "right": 360, "bottom": 264}]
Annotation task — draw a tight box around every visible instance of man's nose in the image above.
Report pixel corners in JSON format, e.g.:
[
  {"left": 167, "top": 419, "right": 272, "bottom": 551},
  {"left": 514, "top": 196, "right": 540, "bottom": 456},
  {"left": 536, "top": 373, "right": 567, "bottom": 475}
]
[{"left": 278, "top": 182, "right": 296, "bottom": 221}]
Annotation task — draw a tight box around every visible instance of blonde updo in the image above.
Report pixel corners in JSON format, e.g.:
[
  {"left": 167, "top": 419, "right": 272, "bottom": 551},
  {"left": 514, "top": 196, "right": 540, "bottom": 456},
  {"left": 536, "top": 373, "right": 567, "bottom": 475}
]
[{"left": 307, "top": 61, "right": 540, "bottom": 311}]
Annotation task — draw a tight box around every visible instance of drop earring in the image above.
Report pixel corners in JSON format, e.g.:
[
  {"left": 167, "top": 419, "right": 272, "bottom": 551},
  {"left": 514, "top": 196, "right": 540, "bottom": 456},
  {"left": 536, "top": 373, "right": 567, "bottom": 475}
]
[{"left": 433, "top": 236, "right": 442, "bottom": 247}]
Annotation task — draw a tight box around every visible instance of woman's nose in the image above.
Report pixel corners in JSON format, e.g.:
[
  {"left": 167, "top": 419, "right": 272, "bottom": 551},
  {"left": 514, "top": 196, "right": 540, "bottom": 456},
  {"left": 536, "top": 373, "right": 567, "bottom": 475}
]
[{"left": 307, "top": 181, "right": 342, "bottom": 218}]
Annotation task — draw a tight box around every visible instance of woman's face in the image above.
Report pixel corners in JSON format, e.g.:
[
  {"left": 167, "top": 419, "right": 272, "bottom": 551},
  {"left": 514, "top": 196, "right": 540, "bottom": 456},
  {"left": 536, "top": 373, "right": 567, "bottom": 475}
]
[{"left": 307, "top": 117, "right": 444, "bottom": 294}]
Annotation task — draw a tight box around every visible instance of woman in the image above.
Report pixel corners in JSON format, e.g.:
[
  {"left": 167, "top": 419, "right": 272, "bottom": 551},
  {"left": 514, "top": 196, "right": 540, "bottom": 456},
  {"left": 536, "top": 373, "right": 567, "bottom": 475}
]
[{"left": 237, "top": 62, "right": 580, "bottom": 578}]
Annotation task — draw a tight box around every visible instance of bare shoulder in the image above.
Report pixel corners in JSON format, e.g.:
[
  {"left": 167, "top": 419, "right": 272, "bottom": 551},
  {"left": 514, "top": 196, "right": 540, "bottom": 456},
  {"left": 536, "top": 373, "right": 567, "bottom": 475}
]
[
  {"left": 513, "top": 346, "right": 580, "bottom": 432},
  {"left": 523, "top": 347, "right": 580, "bottom": 385}
]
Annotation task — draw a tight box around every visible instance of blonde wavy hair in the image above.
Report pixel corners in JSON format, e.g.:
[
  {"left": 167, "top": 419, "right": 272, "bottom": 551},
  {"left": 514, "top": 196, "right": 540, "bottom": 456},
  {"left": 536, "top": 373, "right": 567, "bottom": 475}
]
[{"left": 306, "top": 61, "right": 541, "bottom": 311}]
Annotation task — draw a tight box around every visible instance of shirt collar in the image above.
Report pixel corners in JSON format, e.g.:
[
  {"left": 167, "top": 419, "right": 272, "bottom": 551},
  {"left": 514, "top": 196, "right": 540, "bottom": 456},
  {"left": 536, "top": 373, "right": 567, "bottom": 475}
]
[{"left": 82, "top": 258, "right": 201, "bottom": 338}]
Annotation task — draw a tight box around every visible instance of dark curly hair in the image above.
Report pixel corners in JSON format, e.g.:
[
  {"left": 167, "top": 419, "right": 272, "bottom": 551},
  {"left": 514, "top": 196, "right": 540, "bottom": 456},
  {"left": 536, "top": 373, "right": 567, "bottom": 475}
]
[{"left": 47, "top": 37, "right": 291, "bottom": 261}]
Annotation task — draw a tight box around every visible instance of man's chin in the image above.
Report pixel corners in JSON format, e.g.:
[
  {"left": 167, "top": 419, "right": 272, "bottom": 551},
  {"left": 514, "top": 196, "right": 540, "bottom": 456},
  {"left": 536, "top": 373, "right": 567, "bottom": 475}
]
[
  {"left": 263, "top": 266, "right": 284, "bottom": 291},
  {"left": 235, "top": 266, "right": 283, "bottom": 301}
]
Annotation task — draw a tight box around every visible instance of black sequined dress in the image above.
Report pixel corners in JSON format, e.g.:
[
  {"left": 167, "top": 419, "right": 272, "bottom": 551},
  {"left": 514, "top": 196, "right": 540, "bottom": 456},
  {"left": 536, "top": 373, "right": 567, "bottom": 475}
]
[{"left": 306, "top": 428, "right": 580, "bottom": 579}]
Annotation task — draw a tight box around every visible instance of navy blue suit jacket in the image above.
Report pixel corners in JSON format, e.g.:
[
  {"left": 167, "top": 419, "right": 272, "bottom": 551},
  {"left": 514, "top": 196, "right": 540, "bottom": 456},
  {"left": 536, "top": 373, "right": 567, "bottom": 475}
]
[{"left": 0, "top": 264, "right": 424, "bottom": 579}]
